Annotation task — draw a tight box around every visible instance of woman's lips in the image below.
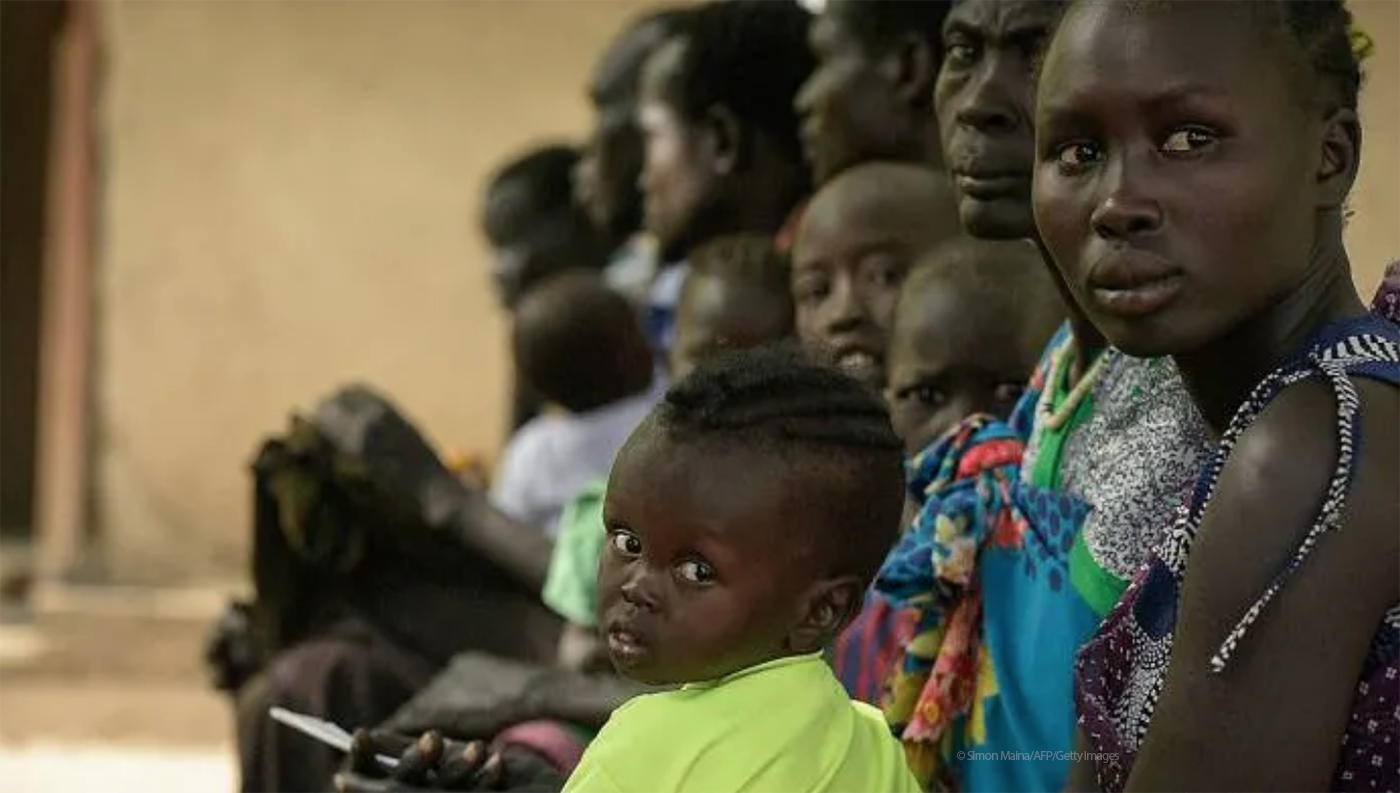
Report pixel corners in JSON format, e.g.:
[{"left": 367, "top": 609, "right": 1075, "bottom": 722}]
[{"left": 1088, "top": 253, "right": 1184, "bottom": 318}]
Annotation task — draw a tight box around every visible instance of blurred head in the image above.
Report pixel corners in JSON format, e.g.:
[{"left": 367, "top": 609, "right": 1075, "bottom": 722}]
[
  {"left": 577, "top": 9, "right": 690, "bottom": 245},
  {"left": 796, "top": 0, "right": 951, "bottom": 184},
  {"left": 598, "top": 345, "right": 905, "bottom": 685},
  {"left": 638, "top": 1, "right": 815, "bottom": 262},
  {"left": 887, "top": 237, "right": 1063, "bottom": 454},
  {"left": 511, "top": 270, "right": 655, "bottom": 413},
  {"left": 671, "top": 235, "right": 795, "bottom": 380},
  {"left": 483, "top": 145, "right": 609, "bottom": 308},
  {"left": 935, "top": 0, "right": 1067, "bottom": 239},
  {"left": 791, "top": 162, "right": 961, "bottom": 391},
  {"left": 1032, "top": 0, "right": 1362, "bottom": 357}
]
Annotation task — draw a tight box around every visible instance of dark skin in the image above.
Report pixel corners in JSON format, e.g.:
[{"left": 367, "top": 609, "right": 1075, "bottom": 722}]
[
  {"left": 933, "top": 0, "right": 1105, "bottom": 377},
  {"left": 637, "top": 38, "right": 808, "bottom": 263},
  {"left": 481, "top": 179, "right": 608, "bottom": 311},
  {"left": 669, "top": 274, "right": 794, "bottom": 381},
  {"left": 791, "top": 162, "right": 962, "bottom": 392},
  {"left": 336, "top": 730, "right": 564, "bottom": 793},
  {"left": 312, "top": 386, "right": 554, "bottom": 596},
  {"left": 886, "top": 240, "right": 1059, "bottom": 456},
  {"left": 1035, "top": 3, "right": 1396, "bottom": 789},
  {"left": 556, "top": 273, "right": 793, "bottom": 670},
  {"left": 599, "top": 422, "right": 860, "bottom": 686},
  {"left": 576, "top": 16, "right": 672, "bottom": 247},
  {"left": 795, "top": 0, "right": 944, "bottom": 185}
]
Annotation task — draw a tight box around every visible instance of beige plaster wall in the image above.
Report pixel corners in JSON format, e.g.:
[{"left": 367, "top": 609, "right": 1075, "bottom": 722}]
[
  {"left": 92, "top": 0, "right": 1398, "bottom": 584},
  {"left": 1348, "top": 0, "right": 1400, "bottom": 291},
  {"left": 94, "top": 0, "right": 666, "bottom": 582}
]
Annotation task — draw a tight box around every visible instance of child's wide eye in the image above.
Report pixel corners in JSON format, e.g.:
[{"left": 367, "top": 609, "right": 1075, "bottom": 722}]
[
  {"left": 608, "top": 529, "right": 642, "bottom": 558},
  {"left": 1053, "top": 140, "right": 1102, "bottom": 172},
  {"left": 1160, "top": 127, "right": 1218, "bottom": 155},
  {"left": 676, "top": 559, "right": 716, "bottom": 585}
]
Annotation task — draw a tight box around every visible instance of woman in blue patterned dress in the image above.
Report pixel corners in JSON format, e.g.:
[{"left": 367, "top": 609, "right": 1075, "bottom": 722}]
[{"left": 1033, "top": 1, "right": 1398, "bottom": 789}]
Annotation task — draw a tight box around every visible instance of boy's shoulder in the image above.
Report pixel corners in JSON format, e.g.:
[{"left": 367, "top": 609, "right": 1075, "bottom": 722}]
[{"left": 571, "top": 656, "right": 918, "bottom": 792}]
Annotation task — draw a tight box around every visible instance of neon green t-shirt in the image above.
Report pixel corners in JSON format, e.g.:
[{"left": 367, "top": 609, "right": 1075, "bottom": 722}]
[{"left": 561, "top": 653, "right": 920, "bottom": 793}]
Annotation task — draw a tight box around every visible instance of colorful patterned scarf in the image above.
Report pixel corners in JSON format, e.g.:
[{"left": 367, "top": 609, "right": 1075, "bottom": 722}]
[
  {"left": 874, "top": 416, "right": 1025, "bottom": 791},
  {"left": 1372, "top": 260, "right": 1400, "bottom": 325}
]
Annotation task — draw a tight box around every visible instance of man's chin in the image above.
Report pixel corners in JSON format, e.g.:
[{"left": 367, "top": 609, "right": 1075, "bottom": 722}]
[{"left": 958, "top": 197, "right": 1035, "bottom": 242}]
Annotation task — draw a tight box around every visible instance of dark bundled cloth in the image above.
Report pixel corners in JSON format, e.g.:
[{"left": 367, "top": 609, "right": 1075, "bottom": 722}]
[{"left": 219, "top": 408, "right": 560, "bottom": 793}]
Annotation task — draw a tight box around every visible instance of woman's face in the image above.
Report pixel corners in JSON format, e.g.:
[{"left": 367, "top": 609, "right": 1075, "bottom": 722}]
[
  {"left": 637, "top": 38, "right": 724, "bottom": 262},
  {"left": 1032, "top": 0, "right": 1345, "bottom": 358}
]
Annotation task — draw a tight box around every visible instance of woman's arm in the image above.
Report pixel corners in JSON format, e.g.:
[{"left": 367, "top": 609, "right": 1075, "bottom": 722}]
[
  {"left": 524, "top": 672, "right": 656, "bottom": 732},
  {"left": 1126, "top": 380, "right": 1398, "bottom": 790},
  {"left": 313, "top": 385, "right": 555, "bottom": 594},
  {"left": 425, "top": 477, "right": 554, "bottom": 595},
  {"left": 1065, "top": 727, "right": 1099, "bottom": 792}
]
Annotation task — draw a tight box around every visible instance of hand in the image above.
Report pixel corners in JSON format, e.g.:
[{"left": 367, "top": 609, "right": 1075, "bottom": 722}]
[
  {"left": 311, "top": 384, "right": 472, "bottom": 526},
  {"left": 334, "top": 730, "right": 502, "bottom": 792},
  {"left": 335, "top": 729, "right": 565, "bottom": 792}
]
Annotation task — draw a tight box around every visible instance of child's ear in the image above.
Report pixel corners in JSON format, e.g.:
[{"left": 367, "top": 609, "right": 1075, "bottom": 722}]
[
  {"left": 702, "top": 105, "right": 743, "bottom": 177},
  {"left": 787, "top": 576, "right": 865, "bottom": 654},
  {"left": 1317, "top": 108, "right": 1360, "bottom": 212}
]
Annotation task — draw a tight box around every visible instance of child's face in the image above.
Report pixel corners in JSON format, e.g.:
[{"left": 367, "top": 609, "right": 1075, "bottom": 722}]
[
  {"left": 791, "top": 197, "right": 918, "bottom": 391},
  {"left": 886, "top": 279, "right": 1037, "bottom": 456},
  {"left": 670, "top": 275, "right": 792, "bottom": 380},
  {"left": 597, "top": 428, "right": 817, "bottom": 686},
  {"left": 1033, "top": 1, "right": 1334, "bottom": 358}
]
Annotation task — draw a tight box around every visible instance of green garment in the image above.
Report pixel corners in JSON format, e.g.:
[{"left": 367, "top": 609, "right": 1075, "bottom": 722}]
[
  {"left": 561, "top": 654, "right": 921, "bottom": 793},
  {"left": 1025, "top": 338, "right": 1126, "bottom": 617},
  {"left": 541, "top": 480, "right": 608, "bottom": 628}
]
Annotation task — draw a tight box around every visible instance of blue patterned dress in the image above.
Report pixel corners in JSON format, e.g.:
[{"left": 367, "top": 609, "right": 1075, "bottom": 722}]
[{"left": 1075, "top": 314, "right": 1400, "bottom": 792}]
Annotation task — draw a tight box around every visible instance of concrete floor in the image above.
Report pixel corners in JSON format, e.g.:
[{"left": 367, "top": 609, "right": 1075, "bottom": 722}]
[{"left": 0, "top": 585, "right": 238, "bottom": 792}]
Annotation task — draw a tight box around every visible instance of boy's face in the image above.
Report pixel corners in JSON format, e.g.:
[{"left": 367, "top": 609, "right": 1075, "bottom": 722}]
[
  {"left": 791, "top": 193, "right": 920, "bottom": 391},
  {"left": 597, "top": 428, "right": 816, "bottom": 686},
  {"left": 886, "top": 274, "right": 1039, "bottom": 456},
  {"left": 670, "top": 275, "right": 793, "bottom": 380}
]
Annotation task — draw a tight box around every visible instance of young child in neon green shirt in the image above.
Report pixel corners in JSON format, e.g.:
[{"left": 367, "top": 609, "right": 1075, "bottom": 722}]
[{"left": 561, "top": 345, "right": 920, "bottom": 793}]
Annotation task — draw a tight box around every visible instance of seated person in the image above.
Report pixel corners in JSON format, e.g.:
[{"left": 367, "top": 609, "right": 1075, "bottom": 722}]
[
  {"left": 884, "top": 238, "right": 1064, "bottom": 457},
  {"left": 833, "top": 236, "right": 1063, "bottom": 704},
  {"left": 481, "top": 144, "right": 611, "bottom": 433},
  {"left": 790, "top": 160, "right": 961, "bottom": 393},
  {"left": 360, "top": 237, "right": 798, "bottom": 773},
  {"left": 787, "top": 160, "right": 960, "bottom": 703},
  {"left": 490, "top": 270, "right": 660, "bottom": 533},
  {"left": 340, "top": 350, "right": 918, "bottom": 793},
  {"left": 544, "top": 234, "right": 796, "bottom": 672},
  {"left": 230, "top": 412, "right": 560, "bottom": 793}
]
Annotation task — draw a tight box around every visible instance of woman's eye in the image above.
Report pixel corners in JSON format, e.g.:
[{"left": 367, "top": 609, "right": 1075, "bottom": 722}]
[
  {"left": 608, "top": 530, "right": 641, "bottom": 558},
  {"left": 1054, "top": 141, "right": 1102, "bottom": 170},
  {"left": 676, "top": 559, "right": 716, "bottom": 585},
  {"left": 1161, "top": 127, "right": 1217, "bottom": 154}
]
